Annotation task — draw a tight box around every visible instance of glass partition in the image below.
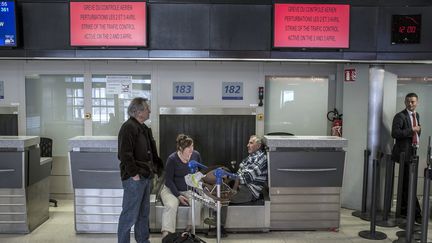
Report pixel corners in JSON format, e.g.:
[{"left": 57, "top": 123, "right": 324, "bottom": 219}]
[
  {"left": 91, "top": 75, "right": 151, "bottom": 136},
  {"left": 265, "top": 76, "right": 329, "bottom": 136},
  {"left": 25, "top": 75, "right": 85, "bottom": 156}
]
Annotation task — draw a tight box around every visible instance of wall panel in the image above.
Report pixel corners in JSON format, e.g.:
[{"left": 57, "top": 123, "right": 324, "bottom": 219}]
[
  {"left": 22, "top": 3, "right": 70, "bottom": 49},
  {"left": 149, "top": 4, "right": 210, "bottom": 50},
  {"left": 210, "top": 4, "right": 271, "bottom": 51}
]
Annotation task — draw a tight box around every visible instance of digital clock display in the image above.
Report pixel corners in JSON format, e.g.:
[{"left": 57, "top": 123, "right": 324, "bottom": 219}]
[{"left": 391, "top": 15, "right": 421, "bottom": 44}]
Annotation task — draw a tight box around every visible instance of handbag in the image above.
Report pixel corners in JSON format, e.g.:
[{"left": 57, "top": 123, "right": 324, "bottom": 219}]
[{"left": 162, "top": 232, "right": 206, "bottom": 243}]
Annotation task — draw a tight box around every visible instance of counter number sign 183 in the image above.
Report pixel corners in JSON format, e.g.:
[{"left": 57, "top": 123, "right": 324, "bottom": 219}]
[
  {"left": 173, "top": 82, "right": 194, "bottom": 100},
  {"left": 175, "top": 84, "right": 192, "bottom": 94}
]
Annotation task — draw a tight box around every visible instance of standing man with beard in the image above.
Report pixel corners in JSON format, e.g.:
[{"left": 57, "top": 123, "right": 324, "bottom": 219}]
[{"left": 117, "top": 97, "right": 163, "bottom": 243}]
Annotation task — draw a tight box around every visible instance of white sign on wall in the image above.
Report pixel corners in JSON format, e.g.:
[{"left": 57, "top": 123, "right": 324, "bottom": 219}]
[
  {"left": 222, "top": 82, "right": 243, "bottom": 100},
  {"left": 344, "top": 69, "right": 357, "bottom": 82},
  {"left": 106, "top": 76, "right": 132, "bottom": 95},
  {"left": 173, "top": 82, "right": 194, "bottom": 100}
]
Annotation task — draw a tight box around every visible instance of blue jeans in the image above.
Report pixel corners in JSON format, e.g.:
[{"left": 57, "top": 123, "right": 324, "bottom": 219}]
[{"left": 118, "top": 176, "right": 151, "bottom": 243}]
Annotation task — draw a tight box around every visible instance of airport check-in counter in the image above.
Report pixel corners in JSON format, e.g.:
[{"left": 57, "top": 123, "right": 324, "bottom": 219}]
[
  {"left": 69, "top": 136, "right": 159, "bottom": 233},
  {"left": 264, "top": 136, "right": 348, "bottom": 230},
  {"left": 69, "top": 136, "right": 270, "bottom": 233},
  {"left": 0, "top": 136, "right": 51, "bottom": 233}
]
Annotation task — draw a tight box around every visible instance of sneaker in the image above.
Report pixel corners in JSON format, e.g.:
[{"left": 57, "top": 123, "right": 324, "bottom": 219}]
[{"left": 204, "top": 217, "right": 216, "bottom": 226}]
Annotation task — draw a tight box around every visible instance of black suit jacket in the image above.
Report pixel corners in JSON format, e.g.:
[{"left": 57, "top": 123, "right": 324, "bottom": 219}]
[{"left": 391, "top": 109, "right": 420, "bottom": 162}]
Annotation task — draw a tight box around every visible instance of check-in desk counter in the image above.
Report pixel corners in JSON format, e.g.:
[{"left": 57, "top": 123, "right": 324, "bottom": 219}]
[
  {"left": 69, "top": 136, "right": 156, "bottom": 233},
  {"left": 264, "top": 136, "right": 348, "bottom": 230},
  {"left": 0, "top": 136, "right": 51, "bottom": 233}
]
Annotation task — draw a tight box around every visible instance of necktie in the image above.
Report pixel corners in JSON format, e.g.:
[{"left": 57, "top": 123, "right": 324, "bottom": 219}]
[{"left": 412, "top": 113, "right": 418, "bottom": 145}]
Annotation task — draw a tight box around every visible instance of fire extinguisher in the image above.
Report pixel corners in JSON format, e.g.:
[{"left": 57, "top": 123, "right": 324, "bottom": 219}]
[{"left": 327, "top": 108, "right": 343, "bottom": 137}]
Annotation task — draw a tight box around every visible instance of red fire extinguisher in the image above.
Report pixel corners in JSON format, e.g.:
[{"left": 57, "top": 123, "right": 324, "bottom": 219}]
[{"left": 327, "top": 108, "right": 343, "bottom": 137}]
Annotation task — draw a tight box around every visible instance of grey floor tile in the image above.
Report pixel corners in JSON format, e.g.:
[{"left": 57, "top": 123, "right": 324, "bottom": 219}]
[{"left": 0, "top": 200, "right": 431, "bottom": 243}]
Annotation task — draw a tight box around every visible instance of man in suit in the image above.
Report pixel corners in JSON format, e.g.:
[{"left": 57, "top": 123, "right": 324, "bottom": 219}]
[{"left": 391, "top": 92, "right": 421, "bottom": 223}]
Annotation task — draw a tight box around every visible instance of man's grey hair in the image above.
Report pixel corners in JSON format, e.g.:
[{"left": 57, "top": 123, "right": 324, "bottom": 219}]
[
  {"left": 250, "top": 135, "right": 263, "bottom": 145},
  {"left": 127, "top": 97, "right": 149, "bottom": 117}
]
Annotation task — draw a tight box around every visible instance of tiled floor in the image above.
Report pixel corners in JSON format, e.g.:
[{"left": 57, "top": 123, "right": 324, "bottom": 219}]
[{"left": 0, "top": 200, "right": 430, "bottom": 243}]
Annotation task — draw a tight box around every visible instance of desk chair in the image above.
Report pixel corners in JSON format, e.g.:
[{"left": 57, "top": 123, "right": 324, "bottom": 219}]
[{"left": 40, "top": 137, "right": 58, "bottom": 207}]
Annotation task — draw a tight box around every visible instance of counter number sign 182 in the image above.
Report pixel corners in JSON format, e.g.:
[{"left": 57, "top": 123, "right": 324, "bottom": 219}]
[
  {"left": 222, "top": 82, "right": 243, "bottom": 100},
  {"left": 224, "top": 85, "right": 241, "bottom": 94}
]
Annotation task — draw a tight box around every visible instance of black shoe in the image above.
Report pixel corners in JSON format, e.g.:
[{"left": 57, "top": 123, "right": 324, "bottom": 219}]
[{"left": 415, "top": 216, "right": 422, "bottom": 225}]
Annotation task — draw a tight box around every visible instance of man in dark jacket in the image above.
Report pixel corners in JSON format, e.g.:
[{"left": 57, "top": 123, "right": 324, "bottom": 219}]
[
  {"left": 117, "top": 97, "right": 163, "bottom": 243},
  {"left": 391, "top": 92, "right": 421, "bottom": 223}
]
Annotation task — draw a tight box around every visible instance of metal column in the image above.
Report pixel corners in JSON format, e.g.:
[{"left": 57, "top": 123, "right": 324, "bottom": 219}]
[{"left": 366, "top": 64, "right": 385, "bottom": 210}]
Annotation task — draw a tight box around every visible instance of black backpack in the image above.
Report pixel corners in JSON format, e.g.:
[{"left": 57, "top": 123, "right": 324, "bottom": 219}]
[{"left": 162, "top": 232, "right": 206, "bottom": 243}]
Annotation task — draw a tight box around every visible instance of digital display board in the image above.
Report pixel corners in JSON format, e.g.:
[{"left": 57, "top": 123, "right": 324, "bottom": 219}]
[
  {"left": 273, "top": 4, "right": 350, "bottom": 48},
  {"left": 70, "top": 2, "right": 147, "bottom": 47},
  {"left": 0, "top": 0, "right": 17, "bottom": 47},
  {"left": 391, "top": 15, "right": 421, "bottom": 44}
]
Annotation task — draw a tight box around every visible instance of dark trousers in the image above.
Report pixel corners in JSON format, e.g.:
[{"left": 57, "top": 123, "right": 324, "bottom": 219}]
[{"left": 400, "top": 162, "right": 422, "bottom": 218}]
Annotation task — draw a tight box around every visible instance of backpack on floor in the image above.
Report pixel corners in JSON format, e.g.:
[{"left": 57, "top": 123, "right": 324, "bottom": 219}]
[{"left": 162, "top": 232, "right": 206, "bottom": 243}]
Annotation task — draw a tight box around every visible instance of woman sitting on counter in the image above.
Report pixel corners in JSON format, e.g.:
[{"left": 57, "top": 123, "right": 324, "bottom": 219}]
[{"left": 160, "top": 134, "right": 202, "bottom": 238}]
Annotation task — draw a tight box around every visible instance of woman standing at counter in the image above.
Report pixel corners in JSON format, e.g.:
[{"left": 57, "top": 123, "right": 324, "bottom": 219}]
[{"left": 161, "top": 134, "right": 202, "bottom": 238}]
